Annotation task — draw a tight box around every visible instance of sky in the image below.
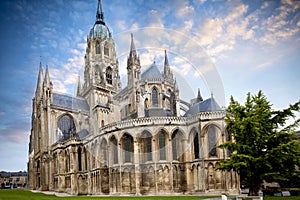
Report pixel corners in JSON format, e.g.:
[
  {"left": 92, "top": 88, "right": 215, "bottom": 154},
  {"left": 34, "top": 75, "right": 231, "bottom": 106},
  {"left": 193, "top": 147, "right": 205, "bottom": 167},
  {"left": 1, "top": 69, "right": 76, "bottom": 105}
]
[{"left": 0, "top": 0, "right": 299, "bottom": 171}]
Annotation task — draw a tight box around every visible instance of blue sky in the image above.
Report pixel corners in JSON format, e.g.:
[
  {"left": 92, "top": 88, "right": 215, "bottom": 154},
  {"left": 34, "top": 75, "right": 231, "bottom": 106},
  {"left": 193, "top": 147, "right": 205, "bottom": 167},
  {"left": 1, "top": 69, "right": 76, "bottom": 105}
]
[{"left": 0, "top": 0, "right": 299, "bottom": 171}]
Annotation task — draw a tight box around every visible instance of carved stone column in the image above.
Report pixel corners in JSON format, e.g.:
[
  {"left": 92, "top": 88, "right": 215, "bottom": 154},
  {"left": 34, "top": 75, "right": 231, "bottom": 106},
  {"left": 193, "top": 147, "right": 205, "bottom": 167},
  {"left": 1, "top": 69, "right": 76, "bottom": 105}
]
[
  {"left": 182, "top": 138, "right": 189, "bottom": 192},
  {"left": 133, "top": 139, "right": 141, "bottom": 195},
  {"left": 58, "top": 151, "right": 65, "bottom": 192},
  {"left": 70, "top": 146, "right": 78, "bottom": 195},
  {"left": 48, "top": 154, "right": 54, "bottom": 191}
]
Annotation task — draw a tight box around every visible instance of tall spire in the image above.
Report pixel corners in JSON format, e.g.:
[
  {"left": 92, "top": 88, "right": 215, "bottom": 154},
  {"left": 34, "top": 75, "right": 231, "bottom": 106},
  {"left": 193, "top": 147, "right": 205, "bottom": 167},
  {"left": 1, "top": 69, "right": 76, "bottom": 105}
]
[
  {"left": 129, "top": 33, "right": 137, "bottom": 58},
  {"left": 36, "top": 62, "right": 44, "bottom": 97},
  {"left": 77, "top": 75, "right": 81, "bottom": 96},
  {"left": 44, "top": 65, "right": 50, "bottom": 87},
  {"left": 164, "top": 50, "right": 169, "bottom": 67},
  {"left": 127, "top": 33, "right": 140, "bottom": 89},
  {"left": 164, "top": 50, "right": 170, "bottom": 75},
  {"left": 96, "top": 0, "right": 104, "bottom": 23},
  {"left": 163, "top": 50, "right": 173, "bottom": 81}
]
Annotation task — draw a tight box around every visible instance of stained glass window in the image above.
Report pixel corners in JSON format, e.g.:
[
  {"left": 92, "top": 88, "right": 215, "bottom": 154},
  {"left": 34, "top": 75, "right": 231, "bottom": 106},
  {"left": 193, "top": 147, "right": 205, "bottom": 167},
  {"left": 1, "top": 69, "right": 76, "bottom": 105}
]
[
  {"left": 159, "top": 132, "right": 166, "bottom": 160},
  {"left": 123, "top": 134, "right": 133, "bottom": 163},
  {"left": 208, "top": 125, "right": 219, "bottom": 157},
  {"left": 172, "top": 133, "right": 177, "bottom": 160},
  {"left": 58, "top": 115, "right": 76, "bottom": 141},
  {"left": 143, "top": 132, "right": 152, "bottom": 161},
  {"left": 152, "top": 88, "right": 158, "bottom": 107},
  {"left": 96, "top": 41, "right": 100, "bottom": 54},
  {"left": 112, "top": 137, "right": 118, "bottom": 164},
  {"left": 194, "top": 133, "right": 199, "bottom": 159}
]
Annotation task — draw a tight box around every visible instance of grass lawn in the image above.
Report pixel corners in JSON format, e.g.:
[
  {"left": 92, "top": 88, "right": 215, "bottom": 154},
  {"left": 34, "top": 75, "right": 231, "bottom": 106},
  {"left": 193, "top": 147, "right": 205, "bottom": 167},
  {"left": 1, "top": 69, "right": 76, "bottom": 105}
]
[
  {"left": 0, "top": 189, "right": 215, "bottom": 200},
  {"left": 0, "top": 189, "right": 300, "bottom": 200},
  {"left": 264, "top": 197, "right": 300, "bottom": 200}
]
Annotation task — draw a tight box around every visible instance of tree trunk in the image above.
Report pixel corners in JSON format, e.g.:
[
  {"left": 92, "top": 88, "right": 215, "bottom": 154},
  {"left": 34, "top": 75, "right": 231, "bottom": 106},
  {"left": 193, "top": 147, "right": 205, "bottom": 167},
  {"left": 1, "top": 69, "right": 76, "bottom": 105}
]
[{"left": 248, "top": 179, "right": 262, "bottom": 196}]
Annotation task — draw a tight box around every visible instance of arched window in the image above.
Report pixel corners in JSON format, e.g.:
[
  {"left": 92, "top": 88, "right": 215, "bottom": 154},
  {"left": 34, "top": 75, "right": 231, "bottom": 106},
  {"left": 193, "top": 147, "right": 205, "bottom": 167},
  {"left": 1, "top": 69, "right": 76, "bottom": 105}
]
[
  {"left": 57, "top": 115, "right": 76, "bottom": 141},
  {"left": 172, "top": 132, "right": 178, "bottom": 160},
  {"left": 106, "top": 67, "right": 112, "bottom": 85},
  {"left": 159, "top": 131, "right": 166, "bottom": 160},
  {"left": 96, "top": 41, "right": 100, "bottom": 54},
  {"left": 208, "top": 125, "right": 220, "bottom": 157},
  {"left": 193, "top": 132, "right": 199, "bottom": 159},
  {"left": 78, "top": 147, "right": 82, "bottom": 171},
  {"left": 100, "top": 139, "right": 108, "bottom": 166},
  {"left": 84, "top": 148, "right": 87, "bottom": 171},
  {"left": 104, "top": 43, "right": 109, "bottom": 56},
  {"left": 142, "top": 131, "right": 152, "bottom": 162},
  {"left": 152, "top": 88, "right": 158, "bottom": 107},
  {"left": 122, "top": 134, "right": 133, "bottom": 163},
  {"left": 146, "top": 135, "right": 152, "bottom": 161},
  {"left": 91, "top": 143, "right": 96, "bottom": 169},
  {"left": 144, "top": 98, "right": 149, "bottom": 109},
  {"left": 111, "top": 136, "right": 118, "bottom": 164},
  {"left": 172, "top": 130, "right": 183, "bottom": 161}
]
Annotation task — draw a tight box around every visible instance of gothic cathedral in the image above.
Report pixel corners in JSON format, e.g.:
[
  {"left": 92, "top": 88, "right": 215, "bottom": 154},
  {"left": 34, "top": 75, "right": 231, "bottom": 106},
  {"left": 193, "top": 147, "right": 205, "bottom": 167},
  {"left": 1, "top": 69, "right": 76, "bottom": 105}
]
[{"left": 28, "top": 0, "right": 239, "bottom": 195}]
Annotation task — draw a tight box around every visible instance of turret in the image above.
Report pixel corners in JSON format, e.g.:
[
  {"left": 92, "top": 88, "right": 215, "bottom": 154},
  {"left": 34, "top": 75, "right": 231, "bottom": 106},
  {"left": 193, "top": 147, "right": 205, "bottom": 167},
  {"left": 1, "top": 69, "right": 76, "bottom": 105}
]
[
  {"left": 163, "top": 50, "right": 173, "bottom": 82},
  {"left": 127, "top": 33, "right": 141, "bottom": 90},
  {"left": 197, "top": 88, "right": 203, "bottom": 102},
  {"left": 43, "top": 65, "right": 52, "bottom": 101},
  {"left": 190, "top": 88, "right": 203, "bottom": 106}
]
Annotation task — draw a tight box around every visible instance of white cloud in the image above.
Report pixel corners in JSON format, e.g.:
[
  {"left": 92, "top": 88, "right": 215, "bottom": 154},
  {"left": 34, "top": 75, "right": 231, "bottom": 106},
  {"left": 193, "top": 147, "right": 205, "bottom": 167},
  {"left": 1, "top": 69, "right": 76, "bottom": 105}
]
[
  {"left": 52, "top": 79, "right": 68, "bottom": 93},
  {"left": 148, "top": 10, "right": 164, "bottom": 28},
  {"left": 131, "top": 23, "right": 139, "bottom": 30},
  {"left": 258, "top": 0, "right": 300, "bottom": 45},
  {"left": 116, "top": 20, "right": 127, "bottom": 31},
  {"left": 224, "top": 4, "right": 248, "bottom": 23},
  {"left": 261, "top": 1, "right": 270, "bottom": 9},
  {"left": 176, "top": 4, "right": 194, "bottom": 18},
  {"left": 198, "top": 18, "right": 223, "bottom": 46}
]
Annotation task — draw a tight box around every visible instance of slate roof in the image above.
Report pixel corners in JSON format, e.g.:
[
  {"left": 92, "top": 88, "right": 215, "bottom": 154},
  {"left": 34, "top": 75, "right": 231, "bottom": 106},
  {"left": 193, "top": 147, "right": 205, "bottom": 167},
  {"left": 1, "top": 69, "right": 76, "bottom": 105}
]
[
  {"left": 141, "top": 63, "right": 163, "bottom": 80},
  {"left": 184, "top": 97, "right": 222, "bottom": 116},
  {"left": 96, "top": 102, "right": 110, "bottom": 109},
  {"left": 145, "top": 108, "right": 167, "bottom": 117},
  {"left": 77, "top": 129, "right": 89, "bottom": 139},
  {"left": 52, "top": 93, "right": 89, "bottom": 111}
]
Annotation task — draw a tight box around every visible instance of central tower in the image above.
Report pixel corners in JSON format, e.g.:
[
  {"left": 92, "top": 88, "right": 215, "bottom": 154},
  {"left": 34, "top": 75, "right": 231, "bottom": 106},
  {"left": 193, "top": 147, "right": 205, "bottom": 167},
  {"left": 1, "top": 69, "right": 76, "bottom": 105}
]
[
  {"left": 79, "top": 0, "right": 121, "bottom": 108},
  {"left": 79, "top": 0, "right": 121, "bottom": 130}
]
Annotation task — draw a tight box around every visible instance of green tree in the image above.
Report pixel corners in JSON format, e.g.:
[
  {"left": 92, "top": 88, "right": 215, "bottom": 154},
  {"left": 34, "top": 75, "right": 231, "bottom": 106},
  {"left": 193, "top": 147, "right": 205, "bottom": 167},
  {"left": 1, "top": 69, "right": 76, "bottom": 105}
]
[{"left": 218, "top": 91, "right": 300, "bottom": 196}]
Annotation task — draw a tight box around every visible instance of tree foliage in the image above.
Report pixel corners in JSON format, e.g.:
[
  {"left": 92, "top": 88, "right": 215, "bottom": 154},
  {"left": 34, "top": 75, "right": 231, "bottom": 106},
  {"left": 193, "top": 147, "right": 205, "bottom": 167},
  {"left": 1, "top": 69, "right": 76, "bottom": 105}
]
[{"left": 218, "top": 91, "right": 300, "bottom": 195}]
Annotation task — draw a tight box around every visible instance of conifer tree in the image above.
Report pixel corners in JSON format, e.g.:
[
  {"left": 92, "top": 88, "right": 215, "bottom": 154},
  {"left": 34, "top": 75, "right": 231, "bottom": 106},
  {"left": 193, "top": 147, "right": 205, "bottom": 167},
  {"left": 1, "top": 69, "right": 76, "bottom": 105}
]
[{"left": 218, "top": 91, "right": 300, "bottom": 196}]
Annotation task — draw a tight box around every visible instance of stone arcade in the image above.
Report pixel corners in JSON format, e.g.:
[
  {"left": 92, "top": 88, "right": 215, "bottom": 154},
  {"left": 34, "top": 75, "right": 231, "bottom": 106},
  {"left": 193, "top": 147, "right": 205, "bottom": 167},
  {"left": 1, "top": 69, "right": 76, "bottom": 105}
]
[{"left": 28, "top": 0, "right": 239, "bottom": 196}]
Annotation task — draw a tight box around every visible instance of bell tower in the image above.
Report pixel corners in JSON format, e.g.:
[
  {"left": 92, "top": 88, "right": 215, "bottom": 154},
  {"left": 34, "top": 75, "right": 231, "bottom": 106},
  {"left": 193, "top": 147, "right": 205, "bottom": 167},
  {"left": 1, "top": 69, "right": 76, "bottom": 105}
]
[{"left": 80, "top": 0, "right": 121, "bottom": 108}]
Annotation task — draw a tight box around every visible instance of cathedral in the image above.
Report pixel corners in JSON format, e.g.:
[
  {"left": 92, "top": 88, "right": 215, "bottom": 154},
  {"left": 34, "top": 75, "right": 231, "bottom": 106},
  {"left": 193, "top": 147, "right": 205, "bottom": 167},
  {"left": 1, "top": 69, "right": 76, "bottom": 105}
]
[{"left": 28, "top": 0, "right": 239, "bottom": 196}]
